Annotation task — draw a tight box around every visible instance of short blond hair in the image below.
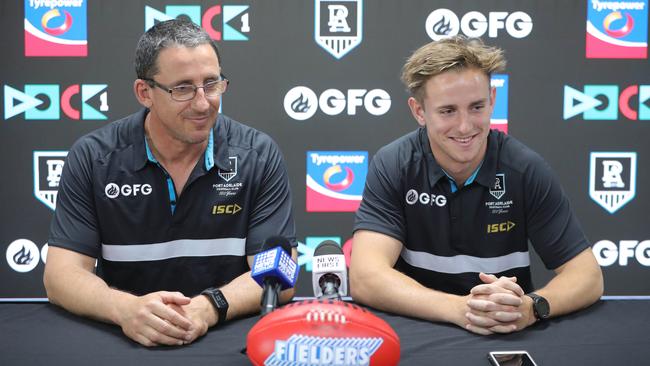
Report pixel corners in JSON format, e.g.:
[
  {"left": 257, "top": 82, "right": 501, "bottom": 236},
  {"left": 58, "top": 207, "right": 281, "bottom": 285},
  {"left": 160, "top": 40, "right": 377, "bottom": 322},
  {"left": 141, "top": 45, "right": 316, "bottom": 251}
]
[{"left": 401, "top": 36, "right": 506, "bottom": 104}]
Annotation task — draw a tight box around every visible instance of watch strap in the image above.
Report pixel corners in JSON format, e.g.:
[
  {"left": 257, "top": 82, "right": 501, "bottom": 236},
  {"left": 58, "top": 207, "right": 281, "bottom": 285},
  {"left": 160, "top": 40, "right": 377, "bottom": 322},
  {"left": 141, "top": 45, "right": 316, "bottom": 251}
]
[
  {"left": 526, "top": 292, "right": 549, "bottom": 321},
  {"left": 201, "top": 287, "right": 228, "bottom": 326}
]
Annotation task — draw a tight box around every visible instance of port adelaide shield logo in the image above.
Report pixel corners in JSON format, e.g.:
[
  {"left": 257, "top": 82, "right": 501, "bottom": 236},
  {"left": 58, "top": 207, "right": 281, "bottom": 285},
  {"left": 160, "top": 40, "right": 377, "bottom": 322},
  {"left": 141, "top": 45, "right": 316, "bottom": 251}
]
[
  {"left": 315, "top": 0, "right": 363, "bottom": 59},
  {"left": 33, "top": 151, "right": 68, "bottom": 210},
  {"left": 589, "top": 152, "right": 637, "bottom": 214}
]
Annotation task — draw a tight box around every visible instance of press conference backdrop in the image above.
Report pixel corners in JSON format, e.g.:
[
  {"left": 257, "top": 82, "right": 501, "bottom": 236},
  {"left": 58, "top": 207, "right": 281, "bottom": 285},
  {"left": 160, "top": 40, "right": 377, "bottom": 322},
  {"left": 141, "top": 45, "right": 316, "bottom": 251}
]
[{"left": 1, "top": 0, "right": 648, "bottom": 300}]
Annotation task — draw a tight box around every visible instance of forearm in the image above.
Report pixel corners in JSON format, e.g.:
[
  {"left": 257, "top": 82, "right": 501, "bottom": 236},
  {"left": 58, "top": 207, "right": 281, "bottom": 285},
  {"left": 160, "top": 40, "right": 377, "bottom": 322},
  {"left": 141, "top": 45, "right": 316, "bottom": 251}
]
[
  {"left": 197, "top": 270, "right": 295, "bottom": 327},
  {"left": 44, "top": 262, "right": 133, "bottom": 325},
  {"left": 535, "top": 249, "right": 604, "bottom": 317},
  {"left": 351, "top": 266, "right": 465, "bottom": 326}
]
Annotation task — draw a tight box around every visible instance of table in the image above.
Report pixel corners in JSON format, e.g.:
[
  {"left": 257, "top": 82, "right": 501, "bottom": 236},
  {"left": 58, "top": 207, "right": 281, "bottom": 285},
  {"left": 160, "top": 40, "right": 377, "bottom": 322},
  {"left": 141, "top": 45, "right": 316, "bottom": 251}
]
[{"left": 0, "top": 300, "right": 648, "bottom": 365}]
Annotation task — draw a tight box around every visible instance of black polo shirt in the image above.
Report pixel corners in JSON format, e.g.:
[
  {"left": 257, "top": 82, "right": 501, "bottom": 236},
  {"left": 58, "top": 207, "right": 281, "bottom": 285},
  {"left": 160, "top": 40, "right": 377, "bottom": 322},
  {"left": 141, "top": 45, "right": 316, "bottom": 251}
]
[
  {"left": 354, "top": 128, "right": 589, "bottom": 295},
  {"left": 49, "top": 109, "right": 296, "bottom": 296}
]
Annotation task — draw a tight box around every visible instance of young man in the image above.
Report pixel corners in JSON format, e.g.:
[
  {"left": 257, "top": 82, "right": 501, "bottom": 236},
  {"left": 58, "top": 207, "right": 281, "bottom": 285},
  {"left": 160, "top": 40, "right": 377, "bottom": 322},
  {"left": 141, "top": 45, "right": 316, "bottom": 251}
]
[
  {"left": 350, "top": 36, "right": 603, "bottom": 335},
  {"left": 44, "top": 19, "right": 297, "bottom": 346}
]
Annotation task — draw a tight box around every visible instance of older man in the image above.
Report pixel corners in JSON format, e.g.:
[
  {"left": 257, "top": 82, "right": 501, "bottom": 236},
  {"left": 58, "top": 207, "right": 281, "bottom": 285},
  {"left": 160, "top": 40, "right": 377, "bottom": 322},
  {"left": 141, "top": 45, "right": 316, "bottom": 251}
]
[{"left": 44, "top": 19, "right": 296, "bottom": 346}]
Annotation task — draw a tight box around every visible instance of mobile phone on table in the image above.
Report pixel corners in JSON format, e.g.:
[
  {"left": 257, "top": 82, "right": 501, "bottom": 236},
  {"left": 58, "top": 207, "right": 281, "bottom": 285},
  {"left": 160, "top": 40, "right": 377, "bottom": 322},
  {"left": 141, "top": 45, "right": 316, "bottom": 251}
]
[{"left": 487, "top": 351, "right": 538, "bottom": 366}]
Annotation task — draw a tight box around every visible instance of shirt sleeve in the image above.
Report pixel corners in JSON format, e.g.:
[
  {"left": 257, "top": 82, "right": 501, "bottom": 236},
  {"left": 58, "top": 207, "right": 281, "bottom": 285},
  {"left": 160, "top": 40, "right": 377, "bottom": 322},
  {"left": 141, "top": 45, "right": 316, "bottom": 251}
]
[
  {"left": 245, "top": 135, "right": 297, "bottom": 255},
  {"left": 525, "top": 155, "right": 590, "bottom": 270},
  {"left": 353, "top": 148, "right": 406, "bottom": 243},
  {"left": 48, "top": 139, "right": 101, "bottom": 258}
]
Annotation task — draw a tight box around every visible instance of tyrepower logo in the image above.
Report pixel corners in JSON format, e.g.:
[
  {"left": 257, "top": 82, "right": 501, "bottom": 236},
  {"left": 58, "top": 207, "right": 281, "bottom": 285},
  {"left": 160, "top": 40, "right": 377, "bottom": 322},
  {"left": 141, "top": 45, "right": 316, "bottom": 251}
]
[
  {"left": 145, "top": 4, "right": 250, "bottom": 41},
  {"left": 563, "top": 84, "right": 650, "bottom": 120},
  {"left": 104, "top": 183, "right": 153, "bottom": 199},
  {"left": 284, "top": 86, "right": 390, "bottom": 120},
  {"left": 24, "top": 0, "right": 88, "bottom": 57},
  {"left": 405, "top": 189, "right": 447, "bottom": 207},
  {"left": 586, "top": 0, "right": 648, "bottom": 59},
  {"left": 425, "top": 9, "right": 532, "bottom": 41},
  {"left": 4, "top": 84, "right": 109, "bottom": 120},
  {"left": 306, "top": 151, "right": 368, "bottom": 212},
  {"left": 593, "top": 240, "right": 650, "bottom": 266}
]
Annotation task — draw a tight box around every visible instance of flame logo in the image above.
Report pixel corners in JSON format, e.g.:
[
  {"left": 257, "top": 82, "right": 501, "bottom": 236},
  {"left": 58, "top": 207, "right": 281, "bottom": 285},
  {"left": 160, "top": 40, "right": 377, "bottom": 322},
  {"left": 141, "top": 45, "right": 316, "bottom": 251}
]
[
  {"left": 432, "top": 16, "right": 452, "bottom": 36},
  {"left": 405, "top": 189, "right": 419, "bottom": 205},
  {"left": 323, "top": 165, "right": 354, "bottom": 191},
  {"left": 41, "top": 9, "right": 73, "bottom": 36},
  {"left": 603, "top": 11, "right": 634, "bottom": 38},
  {"left": 13, "top": 246, "right": 33, "bottom": 266},
  {"left": 105, "top": 183, "right": 119, "bottom": 198},
  {"left": 291, "top": 93, "right": 311, "bottom": 113}
]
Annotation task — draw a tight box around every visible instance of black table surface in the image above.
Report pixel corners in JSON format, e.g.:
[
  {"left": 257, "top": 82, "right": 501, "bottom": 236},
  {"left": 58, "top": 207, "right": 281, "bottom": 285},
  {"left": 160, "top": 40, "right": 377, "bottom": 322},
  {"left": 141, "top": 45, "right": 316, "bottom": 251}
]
[{"left": 1, "top": 300, "right": 648, "bottom": 365}]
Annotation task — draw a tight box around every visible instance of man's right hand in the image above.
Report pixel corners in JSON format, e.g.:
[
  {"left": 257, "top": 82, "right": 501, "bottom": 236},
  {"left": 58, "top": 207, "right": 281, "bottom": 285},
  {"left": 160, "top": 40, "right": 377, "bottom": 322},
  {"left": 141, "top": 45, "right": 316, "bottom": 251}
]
[
  {"left": 115, "top": 291, "right": 194, "bottom": 347},
  {"left": 461, "top": 273, "right": 525, "bottom": 335}
]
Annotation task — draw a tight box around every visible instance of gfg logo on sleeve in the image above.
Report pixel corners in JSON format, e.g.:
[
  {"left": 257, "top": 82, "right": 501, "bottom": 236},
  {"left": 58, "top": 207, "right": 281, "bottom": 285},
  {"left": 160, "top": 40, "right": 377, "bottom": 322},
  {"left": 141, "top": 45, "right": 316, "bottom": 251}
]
[
  {"left": 104, "top": 183, "right": 153, "bottom": 199},
  {"left": 405, "top": 189, "right": 447, "bottom": 207}
]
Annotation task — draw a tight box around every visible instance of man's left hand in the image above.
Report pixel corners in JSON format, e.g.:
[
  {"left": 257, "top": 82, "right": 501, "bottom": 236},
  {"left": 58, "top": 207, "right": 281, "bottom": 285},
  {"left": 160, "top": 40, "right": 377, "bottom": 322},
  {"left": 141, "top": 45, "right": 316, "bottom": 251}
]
[
  {"left": 464, "top": 273, "right": 536, "bottom": 335},
  {"left": 173, "top": 296, "right": 216, "bottom": 344}
]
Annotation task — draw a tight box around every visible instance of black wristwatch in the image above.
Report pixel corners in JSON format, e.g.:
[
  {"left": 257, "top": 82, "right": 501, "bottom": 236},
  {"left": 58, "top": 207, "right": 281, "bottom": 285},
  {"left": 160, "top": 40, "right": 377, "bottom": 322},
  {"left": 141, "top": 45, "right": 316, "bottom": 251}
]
[
  {"left": 201, "top": 287, "right": 229, "bottom": 326},
  {"left": 526, "top": 292, "right": 550, "bottom": 321}
]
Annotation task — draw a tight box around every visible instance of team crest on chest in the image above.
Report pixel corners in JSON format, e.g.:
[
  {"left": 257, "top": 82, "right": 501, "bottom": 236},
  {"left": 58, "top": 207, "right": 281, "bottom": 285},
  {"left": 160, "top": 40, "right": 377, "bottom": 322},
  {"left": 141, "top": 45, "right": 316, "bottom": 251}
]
[
  {"left": 218, "top": 156, "right": 238, "bottom": 182},
  {"left": 489, "top": 173, "right": 506, "bottom": 200},
  {"left": 214, "top": 156, "right": 243, "bottom": 197}
]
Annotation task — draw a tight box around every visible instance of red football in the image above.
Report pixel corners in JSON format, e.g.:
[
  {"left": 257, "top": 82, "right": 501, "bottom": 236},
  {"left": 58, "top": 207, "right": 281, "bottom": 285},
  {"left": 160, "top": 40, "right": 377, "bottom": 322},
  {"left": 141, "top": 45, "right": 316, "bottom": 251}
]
[{"left": 247, "top": 299, "right": 400, "bottom": 366}]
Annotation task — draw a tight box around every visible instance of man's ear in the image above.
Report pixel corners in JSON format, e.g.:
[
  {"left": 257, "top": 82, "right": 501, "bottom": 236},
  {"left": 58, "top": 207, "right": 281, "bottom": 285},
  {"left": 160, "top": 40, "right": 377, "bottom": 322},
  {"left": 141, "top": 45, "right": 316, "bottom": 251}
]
[
  {"left": 407, "top": 97, "right": 426, "bottom": 127},
  {"left": 134, "top": 79, "right": 153, "bottom": 108}
]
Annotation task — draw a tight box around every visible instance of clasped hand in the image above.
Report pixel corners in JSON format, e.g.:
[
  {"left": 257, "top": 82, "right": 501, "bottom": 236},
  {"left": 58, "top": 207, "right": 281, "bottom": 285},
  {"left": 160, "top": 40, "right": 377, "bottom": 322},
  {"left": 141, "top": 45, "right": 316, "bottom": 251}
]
[
  {"left": 116, "top": 291, "right": 211, "bottom": 347},
  {"left": 462, "top": 273, "right": 534, "bottom": 335}
]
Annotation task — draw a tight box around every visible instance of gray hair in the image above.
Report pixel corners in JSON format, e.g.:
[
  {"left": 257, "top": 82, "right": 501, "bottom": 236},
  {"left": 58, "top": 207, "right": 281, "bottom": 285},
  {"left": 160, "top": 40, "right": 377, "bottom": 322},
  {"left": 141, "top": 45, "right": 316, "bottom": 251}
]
[{"left": 135, "top": 19, "right": 221, "bottom": 79}]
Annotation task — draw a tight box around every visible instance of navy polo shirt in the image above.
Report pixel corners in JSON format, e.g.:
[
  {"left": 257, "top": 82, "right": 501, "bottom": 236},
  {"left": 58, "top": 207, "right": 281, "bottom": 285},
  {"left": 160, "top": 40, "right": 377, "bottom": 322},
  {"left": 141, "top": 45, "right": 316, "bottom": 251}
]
[
  {"left": 49, "top": 109, "right": 296, "bottom": 296},
  {"left": 354, "top": 128, "right": 589, "bottom": 295}
]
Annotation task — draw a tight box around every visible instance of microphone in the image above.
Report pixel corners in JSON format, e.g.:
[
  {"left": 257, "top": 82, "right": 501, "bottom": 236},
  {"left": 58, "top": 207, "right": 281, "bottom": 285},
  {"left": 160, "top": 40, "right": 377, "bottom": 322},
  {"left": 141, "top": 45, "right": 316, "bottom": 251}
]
[
  {"left": 251, "top": 236, "right": 298, "bottom": 315},
  {"left": 312, "top": 240, "right": 348, "bottom": 300}
]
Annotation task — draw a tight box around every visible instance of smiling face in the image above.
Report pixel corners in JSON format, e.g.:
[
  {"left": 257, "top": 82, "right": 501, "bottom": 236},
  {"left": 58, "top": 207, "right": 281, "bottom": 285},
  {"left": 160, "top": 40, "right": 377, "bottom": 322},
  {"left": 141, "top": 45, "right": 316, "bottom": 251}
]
[
  {"left": 408, "top": 67, "right": 496, "bottom": 183},
  {"left": 144, "top": 43, "right": 222, "bottom": 146}
]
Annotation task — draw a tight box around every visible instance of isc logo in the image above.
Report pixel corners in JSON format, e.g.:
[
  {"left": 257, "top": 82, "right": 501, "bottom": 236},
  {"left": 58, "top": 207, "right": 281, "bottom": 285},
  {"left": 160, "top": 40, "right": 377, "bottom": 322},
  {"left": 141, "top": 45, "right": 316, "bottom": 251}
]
[
  {"left": 212, "top": 204, "right": 242, "bottom": 215},
  {"left": 145, "top": 4, "right": 250, "bottom": 41},
  {"left": 487, "top": 221, "right": 515, "bottom": 233},
  {"left": 4, "top": 84, "right": 108, "bottom": 120}
]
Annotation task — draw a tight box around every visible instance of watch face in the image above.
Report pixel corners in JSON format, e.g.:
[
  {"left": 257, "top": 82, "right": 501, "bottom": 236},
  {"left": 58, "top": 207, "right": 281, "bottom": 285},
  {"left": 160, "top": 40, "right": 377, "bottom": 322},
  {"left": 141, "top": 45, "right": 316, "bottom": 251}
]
[
  {"left": 214, "top": 293, "right": 228, "bottom": 308},
  {"left": 534, "top": 296, "right": 550, "bottom": 318}
]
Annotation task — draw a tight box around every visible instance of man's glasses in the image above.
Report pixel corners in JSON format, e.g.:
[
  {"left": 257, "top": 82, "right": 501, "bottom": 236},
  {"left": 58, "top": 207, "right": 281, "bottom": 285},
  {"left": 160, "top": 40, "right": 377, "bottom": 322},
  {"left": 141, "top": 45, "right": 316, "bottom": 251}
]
[{"left": 144, "top": 75, "right": 229, "bottom": 102}]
